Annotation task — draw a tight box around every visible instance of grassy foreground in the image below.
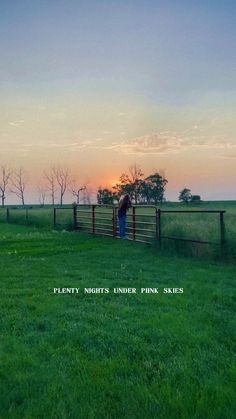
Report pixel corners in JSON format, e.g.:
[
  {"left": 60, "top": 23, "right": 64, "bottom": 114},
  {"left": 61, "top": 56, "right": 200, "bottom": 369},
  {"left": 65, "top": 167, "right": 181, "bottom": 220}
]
[
  {"left": 1, "top": 201, "right": 236, "bottom": 262},
  {"left": 0, "top": 223, "right": 235, "bottom": 419}
]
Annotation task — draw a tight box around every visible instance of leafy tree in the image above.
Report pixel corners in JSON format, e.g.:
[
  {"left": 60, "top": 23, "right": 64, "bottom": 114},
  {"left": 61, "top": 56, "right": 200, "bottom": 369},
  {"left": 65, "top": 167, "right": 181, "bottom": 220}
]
[
  {"left": 112, "top": 173, "right": 132, "bottom": 198},
  {"left": 113, "top": 167, "right": 168, "bottom": 204},
  {"left": 138, "top": 180, "right": 151, "bottom": 204},
  {"left": 112, "top": 164, "right": 143, "bottom": 203},
  {"left": 97, "top": 188, "right": 116, "bottom": 204},
  {"left": 191, "top": 195, "right": 201, "bottom": 204},
  {"left": 143, "top": 173, "right": 168, "bottom": 204},
  {"left": 179, "top": 188, "right": 192, "bottom": 204}
]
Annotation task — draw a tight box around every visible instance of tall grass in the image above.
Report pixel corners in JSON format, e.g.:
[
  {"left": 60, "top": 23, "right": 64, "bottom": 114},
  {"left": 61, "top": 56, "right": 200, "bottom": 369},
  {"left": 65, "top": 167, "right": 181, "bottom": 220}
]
[
  {"left": 0, "top": 201, "right": 235, "bottom": 261},
  {"left": 0, "top": 207, "right": 73, "bottom": 230}
]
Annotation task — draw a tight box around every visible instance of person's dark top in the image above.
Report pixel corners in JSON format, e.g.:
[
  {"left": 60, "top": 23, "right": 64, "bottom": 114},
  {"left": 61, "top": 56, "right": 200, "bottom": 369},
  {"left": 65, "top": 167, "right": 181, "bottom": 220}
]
[
  {"left": 118, "top": 195, "right": 131, "bottom": 217},
  {"left": 118, "top": 207, "right": 127, "bottom": 217}
]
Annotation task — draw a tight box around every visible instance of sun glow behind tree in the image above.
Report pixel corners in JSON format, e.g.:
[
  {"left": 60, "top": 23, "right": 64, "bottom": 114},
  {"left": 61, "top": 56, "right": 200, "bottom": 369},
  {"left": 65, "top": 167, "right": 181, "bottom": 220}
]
[{"left": 0, "top": 1, "right": 236, "bottom": 201}]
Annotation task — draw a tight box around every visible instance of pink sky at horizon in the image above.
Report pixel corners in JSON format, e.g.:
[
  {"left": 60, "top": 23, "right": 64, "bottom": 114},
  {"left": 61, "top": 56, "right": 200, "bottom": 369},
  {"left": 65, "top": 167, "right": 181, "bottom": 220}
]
[{"left": 1, "top": 2, "right": 236, "bottom": 204}]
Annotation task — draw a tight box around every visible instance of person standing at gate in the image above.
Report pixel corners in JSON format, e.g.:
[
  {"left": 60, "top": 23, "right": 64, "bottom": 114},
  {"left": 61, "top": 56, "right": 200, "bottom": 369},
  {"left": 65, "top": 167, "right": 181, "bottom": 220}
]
[{"left": 118, "top": 194, "right": 132, "bottom": 239}]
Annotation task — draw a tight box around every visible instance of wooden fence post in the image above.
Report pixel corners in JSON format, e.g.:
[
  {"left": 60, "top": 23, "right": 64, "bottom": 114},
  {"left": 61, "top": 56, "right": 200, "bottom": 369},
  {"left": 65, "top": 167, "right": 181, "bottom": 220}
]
[
  {"left": 132, "top": 207, "right": 136, "bottom": 240},
  {"left": 6, "top": 208, "right": 10, "bottom": 223}
]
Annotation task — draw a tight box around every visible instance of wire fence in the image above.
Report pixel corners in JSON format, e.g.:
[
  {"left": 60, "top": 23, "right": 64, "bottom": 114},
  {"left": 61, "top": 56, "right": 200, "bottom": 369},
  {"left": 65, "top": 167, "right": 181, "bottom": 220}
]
[
  {"left": 0, "top": 205, "right": 226, "bottom": 249},
  {"left": 73, "top": 205, "right": 226, "bottom": 247}
]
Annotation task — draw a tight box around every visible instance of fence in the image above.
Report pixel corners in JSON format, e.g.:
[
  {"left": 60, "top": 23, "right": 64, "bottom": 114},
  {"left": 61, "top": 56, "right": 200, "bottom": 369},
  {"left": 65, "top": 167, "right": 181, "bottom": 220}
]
[
  {"left": 0, "top": 205, "right": 226, "bottom": 248},
  {"left": 0, "top": 206, "right": 73, "bottom": 229},
  {"left": 73, "top": 205, "right": 226, "bottom": 247},
  {"left": 74, "top": 205, "right": 158, "bottom": 243}
]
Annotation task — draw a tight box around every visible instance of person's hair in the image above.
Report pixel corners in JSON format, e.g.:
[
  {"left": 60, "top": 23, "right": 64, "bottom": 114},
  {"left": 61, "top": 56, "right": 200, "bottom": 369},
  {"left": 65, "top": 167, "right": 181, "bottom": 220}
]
[{"left": 119, "top": 194, "right": 131, "bottom": 210}]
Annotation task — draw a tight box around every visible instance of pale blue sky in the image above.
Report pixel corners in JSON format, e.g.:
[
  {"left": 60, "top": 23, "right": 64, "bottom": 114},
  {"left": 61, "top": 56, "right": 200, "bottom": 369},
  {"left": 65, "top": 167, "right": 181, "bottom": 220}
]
[
  {"left": 1, "top": 0, "right": 236, "bottom": 201},
  {"left": 1, "top": 0, "right": 235, "bottom": 96}
]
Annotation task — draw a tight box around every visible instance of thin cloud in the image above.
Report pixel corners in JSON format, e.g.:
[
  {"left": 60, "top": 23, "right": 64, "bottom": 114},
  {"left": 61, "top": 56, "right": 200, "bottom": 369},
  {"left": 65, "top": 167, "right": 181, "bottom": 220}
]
[
  {"left": 9, "top": 120, "right": 25, "bottom": 127},
  {"left": 219, "top": 154, "right": 236, "bottom": 159},
  {"left": 103, "top": 133, "right": 184, "bottom": 155},
  {"left": 101, "top": 132, "right": 236, "bottom": 156},
  {"left": 48, "top": 143, "right": 67, "bottom": 148}
]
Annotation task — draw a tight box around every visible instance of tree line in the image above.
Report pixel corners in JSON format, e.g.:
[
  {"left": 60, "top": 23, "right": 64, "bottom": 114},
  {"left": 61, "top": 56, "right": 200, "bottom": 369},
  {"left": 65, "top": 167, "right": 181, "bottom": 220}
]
[
  {"left": 0, "top": 165, "right": 89, "bottom": 207},
  {"left": 178, "top": 188, "right": 201, "bottom": 204},
  {"left": 0, "top": 164, "right": 201, "bottom": 207},
  {"left": 97, "top": 164, "right": 168, "bottom": 204},
  {"left": 97, "top": 165, "right": 202, "bottom": 205}
]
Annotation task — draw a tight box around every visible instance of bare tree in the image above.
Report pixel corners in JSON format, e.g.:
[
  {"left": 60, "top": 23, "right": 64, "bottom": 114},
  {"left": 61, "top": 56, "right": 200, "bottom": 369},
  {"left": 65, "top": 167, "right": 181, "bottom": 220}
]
[
  {"left": 44, "top": 169, "right": 57, "bottom": 206},
  {"left": 129, "top": 163, "right": 143, "bottom": 182},
  {"left": 11, "top": 168, "right": 27, "bottom": 205},
  {"left": 53, "top": 166, "right": 70, "bottom": 205},
  {"left": 82, "top": 187, "right": 92, "bottom": 205},
  {"left": 37, "top": 185, "right": 46, "bottom": 206},
  {"left": 71, "top": 185, "right": 86, "bottom": 204},
  {"left": 129, "top": 163, "right": 144, "bottom": 204},
  {"left": 0, "top": 166, "right": 12, "bottom": 207}
]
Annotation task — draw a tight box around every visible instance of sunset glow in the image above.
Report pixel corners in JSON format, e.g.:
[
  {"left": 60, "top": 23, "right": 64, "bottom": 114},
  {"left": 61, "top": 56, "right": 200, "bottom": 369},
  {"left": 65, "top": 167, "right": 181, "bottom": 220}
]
[{"left": 1, "top": 1, "right": 236, "bottom": 203}]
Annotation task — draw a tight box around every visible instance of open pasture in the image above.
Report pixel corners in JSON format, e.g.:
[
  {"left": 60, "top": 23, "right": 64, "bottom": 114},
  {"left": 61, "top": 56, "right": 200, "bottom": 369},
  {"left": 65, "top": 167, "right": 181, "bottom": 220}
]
[{"left": 0, "top": 222, "right": 235, "bottom": 418}]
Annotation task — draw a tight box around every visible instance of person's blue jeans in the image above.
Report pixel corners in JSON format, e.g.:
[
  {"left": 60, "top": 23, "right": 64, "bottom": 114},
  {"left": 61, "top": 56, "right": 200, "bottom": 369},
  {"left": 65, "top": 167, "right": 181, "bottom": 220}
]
[{"left": 118, "top": 215, "right": 126, "bottom": 238}]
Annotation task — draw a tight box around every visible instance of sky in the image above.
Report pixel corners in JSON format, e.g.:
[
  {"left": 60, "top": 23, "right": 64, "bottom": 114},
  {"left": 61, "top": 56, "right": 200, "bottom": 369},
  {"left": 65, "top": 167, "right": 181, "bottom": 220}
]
[{"left": 0, "top": 0, "right": 236, "bottom": 203}]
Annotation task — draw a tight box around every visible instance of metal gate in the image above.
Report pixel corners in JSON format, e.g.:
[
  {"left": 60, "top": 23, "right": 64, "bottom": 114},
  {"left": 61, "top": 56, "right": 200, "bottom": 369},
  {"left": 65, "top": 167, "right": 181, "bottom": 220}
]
[
  {"left": 73, "top": 205, "right": 226, "bottom": 247},
  {"left": 74, "top": 205, "right": 158, "bottom": 244}
]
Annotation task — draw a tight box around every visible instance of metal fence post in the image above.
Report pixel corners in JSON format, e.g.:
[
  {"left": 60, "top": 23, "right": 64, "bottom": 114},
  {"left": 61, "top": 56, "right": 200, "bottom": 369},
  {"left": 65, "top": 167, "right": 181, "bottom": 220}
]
[
  {"left": 157, "top": 208, "right": 161, "bottom": 248},
  {"left": 112, "top": 207, "right": 117, "bottom": 238},
  {"left": 132, "top": 207, "right": 136, "bottom": 240},
  {"left": 220, "top": 211, "right": 225, "bottom": 246},
  {"left": 73, "top": 205, "right": 77, "bottom": 230},
  {"left": 25, "top": 208, "right": 29, "bottom": 224},
  {"left": 155, "top": 207, "right": 158, "bottom": 239},
  {"left": 92, "top": 205, "right": 95, "bottom": 233},
  {"left": 53, "top": 208, "right": 56, "bottom": 228}
]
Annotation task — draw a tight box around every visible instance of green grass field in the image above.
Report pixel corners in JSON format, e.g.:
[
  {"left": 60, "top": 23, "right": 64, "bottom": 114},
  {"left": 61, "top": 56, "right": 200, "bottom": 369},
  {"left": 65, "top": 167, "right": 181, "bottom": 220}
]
[
  {"left": 1, "top": 200, "right": 235, "bottom": 261},
  {"left": 0, "top": 223, "right": 235, "bottom": 418}
]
